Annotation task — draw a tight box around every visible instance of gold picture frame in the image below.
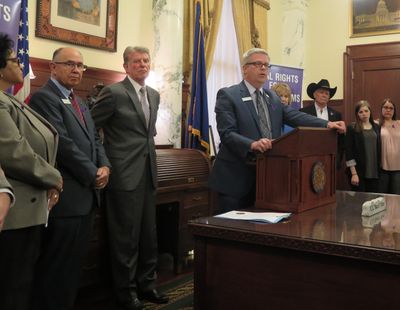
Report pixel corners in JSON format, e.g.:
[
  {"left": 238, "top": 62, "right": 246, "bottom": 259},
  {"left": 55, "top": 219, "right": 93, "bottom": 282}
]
[
  {"left": 36, "top": 0, "right": 118, "bottom": 52},
  {"left": 350, "top": 0, "right": 400, "bottom": 37}
]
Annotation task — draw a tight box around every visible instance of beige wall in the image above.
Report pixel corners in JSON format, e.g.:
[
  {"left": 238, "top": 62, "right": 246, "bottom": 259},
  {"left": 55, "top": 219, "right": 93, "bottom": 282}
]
[
  {"left": 29, "top": 0, "right": 154, "bottom": 72},
  {"left": 268, "top": 0, "right": 400, "bottom": 100}
]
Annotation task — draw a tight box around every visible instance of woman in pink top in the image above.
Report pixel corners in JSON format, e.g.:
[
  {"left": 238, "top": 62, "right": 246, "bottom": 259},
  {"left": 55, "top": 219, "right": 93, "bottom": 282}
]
[{"left": 379, "top": 98, "right": 400, "bottom": 194}]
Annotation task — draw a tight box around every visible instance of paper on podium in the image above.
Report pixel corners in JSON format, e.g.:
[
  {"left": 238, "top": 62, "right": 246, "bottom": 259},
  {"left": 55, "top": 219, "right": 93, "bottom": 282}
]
[{"left": 215, "top": 211, "right": 291, "bottom": 223}]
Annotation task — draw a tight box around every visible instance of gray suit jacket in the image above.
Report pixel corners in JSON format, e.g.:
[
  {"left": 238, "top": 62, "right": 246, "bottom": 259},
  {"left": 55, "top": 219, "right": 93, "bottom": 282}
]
[
  {"left": 208, "top": 80, "right": 328, "bottom": 198},
  {"left": 91, "top": 77, "right": 159, "bottom": 191},
  {"left": 0, "top": 91, "right": 61, "bottom": 230},
  {"left": 29, "top": 80, "right": 110, "bottom": 217}
]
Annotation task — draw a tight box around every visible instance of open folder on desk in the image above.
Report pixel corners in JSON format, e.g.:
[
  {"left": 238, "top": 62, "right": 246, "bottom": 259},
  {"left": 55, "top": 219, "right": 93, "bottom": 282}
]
[{"left": 215, "top": 211, "right": 291, "bottom": 224}]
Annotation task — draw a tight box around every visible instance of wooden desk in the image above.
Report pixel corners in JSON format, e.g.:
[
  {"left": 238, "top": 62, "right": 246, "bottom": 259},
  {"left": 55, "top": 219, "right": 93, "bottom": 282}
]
[
  {"left": 189, "top": 191, "right": 400, "bottom": 310},
  {"left": 155, "top": 148, "right": 211, "bottom": 273}
]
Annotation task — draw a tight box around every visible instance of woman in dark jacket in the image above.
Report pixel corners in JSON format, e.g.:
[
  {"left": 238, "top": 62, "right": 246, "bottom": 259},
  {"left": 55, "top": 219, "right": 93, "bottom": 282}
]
[{"left": 345, "top": 100, "right": 381, "bottom": 192}]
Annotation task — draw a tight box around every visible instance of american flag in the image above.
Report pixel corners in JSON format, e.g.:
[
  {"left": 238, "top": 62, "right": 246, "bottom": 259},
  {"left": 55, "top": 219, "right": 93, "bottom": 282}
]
[{"left": 13, "top": 0, "right": 30, "bottom": 103}]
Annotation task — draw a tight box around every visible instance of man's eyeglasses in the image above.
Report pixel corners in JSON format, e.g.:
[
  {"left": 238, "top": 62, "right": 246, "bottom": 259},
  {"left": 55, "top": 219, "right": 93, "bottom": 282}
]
[
  {"left": 54, "top": 61, "right": 88, "bottom": 71},
  {"left": 246, "top": 61, "right": 271, "bottom": 69},
  {"left": 7, "top": 57, "right": 20, "bottom": 66}
]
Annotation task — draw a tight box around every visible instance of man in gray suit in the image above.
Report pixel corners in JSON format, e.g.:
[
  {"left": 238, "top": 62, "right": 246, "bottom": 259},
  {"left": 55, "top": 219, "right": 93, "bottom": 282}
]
[
  {"left": 208, "top": 48, "right": 346, "bottom": 213},
  {"left": 91, "top": 46, "right": 168, "bottom": 310},
  {"left": 29, "top": 47, "right": 111, "bottom": 310}
]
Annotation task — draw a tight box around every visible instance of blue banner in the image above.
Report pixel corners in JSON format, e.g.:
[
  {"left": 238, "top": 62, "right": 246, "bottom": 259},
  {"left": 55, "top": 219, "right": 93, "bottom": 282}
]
[
  {"left": 0, "top": 0, "right": 21, "bottom": 44},
  {"left": 265, "top": 65, "right": 304, "bottom": 110},
  {"left": 185, "top": 1, "right": 210, "bottom": 154}
]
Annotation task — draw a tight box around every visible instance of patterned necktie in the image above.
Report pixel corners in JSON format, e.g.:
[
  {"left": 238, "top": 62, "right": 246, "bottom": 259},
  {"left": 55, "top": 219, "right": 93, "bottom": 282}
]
[
  {"left": 256, "top": 90, "right": 271, "bottom": 138},
  {"left": 69, "top": 92, "right": 85, "bottom": 126},
  {"left": 139, "top": 87, "right": 150, "bottom": 127}
]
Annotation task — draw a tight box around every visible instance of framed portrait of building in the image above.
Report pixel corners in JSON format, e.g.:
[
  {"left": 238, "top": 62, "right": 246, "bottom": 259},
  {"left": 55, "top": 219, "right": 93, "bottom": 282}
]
[
  {"left": 36, "top": 0, "right": 118, "bottom": 52},
  {"left": 350, "top": 0, "right": 400, "bottom": 37}
]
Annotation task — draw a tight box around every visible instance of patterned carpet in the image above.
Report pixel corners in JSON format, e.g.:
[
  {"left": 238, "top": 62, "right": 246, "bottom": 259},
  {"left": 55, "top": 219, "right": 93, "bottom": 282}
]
[{"left": 143, "top": 273, "right": 193, "bottom": 310}]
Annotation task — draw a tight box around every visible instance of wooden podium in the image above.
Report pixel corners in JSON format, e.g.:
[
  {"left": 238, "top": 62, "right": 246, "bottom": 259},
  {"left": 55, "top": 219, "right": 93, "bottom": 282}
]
[{"left": 255, "top": 127, "right": 337, "bottom": 213}]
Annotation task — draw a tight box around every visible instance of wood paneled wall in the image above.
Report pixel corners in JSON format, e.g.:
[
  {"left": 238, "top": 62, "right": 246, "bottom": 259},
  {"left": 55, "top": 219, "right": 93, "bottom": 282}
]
[{"left": 344, "top": 41, "right": 400, "bottom": 124}]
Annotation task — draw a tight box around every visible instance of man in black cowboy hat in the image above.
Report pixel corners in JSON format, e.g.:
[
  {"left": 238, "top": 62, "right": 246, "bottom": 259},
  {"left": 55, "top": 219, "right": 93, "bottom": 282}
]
[
  {"left": 300, "top": 79, "right": 342, "bottom": 121},
  {"left": 300, "top": 79, "right": 344, "bottom": 169}
]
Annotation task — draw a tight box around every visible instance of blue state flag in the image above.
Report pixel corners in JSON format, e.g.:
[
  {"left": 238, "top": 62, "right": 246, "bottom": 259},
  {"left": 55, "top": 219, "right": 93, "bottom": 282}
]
[{"left": 185, "top": 1, "right": 210, "bottom": 155}]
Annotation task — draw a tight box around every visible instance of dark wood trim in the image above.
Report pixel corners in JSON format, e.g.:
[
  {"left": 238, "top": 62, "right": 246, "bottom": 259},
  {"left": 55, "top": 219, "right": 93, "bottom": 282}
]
[{"left": 343, "top": 50, "right": 352, "bottom": 125}]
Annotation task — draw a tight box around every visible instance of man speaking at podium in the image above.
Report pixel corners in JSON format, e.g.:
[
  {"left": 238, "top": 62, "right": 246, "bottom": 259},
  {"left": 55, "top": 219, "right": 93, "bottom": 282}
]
[{"left": 208, "top": 48, "right": 346, "bottom": 213}]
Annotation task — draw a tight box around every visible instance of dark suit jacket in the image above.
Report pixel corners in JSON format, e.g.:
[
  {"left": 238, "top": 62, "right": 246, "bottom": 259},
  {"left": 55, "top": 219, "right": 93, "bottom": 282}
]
[
  {"left": 29, "top": 79, "right": 110, "bottom": 217},
  {"left": 299, "top": 104, "right": 342, "bottom": 121},
  {"left": 0, "top": 91, "right": 61, "bottom": 229},
  {"left": 91, "top": 77, "right": 159, "bottom": 191},
  {"left": 345, "top": 123, "right": 381, "bottom": 178},
  {"left": 208, "top": 80, "right": 328, "bottom": 198}
]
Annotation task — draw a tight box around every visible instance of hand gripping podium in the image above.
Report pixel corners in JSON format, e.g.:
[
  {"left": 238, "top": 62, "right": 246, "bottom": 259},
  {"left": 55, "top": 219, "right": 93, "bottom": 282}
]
[{"left": 255, "top": 127, "right": 337, "bottom": 213}]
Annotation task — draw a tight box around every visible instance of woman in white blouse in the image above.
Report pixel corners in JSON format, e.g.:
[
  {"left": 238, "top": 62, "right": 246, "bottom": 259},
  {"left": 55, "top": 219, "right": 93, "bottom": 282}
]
[{"left": 378, "top": 98, "right": 400, "bottom": 194}]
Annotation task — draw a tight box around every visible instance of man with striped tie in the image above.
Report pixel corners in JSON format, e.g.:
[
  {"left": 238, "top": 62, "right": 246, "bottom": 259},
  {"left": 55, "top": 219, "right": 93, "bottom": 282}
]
[{"left": 29, "top": 47, "right": 111, "bottom": 310}]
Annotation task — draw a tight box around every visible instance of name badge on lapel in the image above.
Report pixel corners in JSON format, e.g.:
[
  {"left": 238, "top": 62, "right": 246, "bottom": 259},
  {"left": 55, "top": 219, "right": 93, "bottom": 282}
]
[
  {"left": 62, "top": 98, "right": 71, "bottom": 105},
  {"left": 242, "top": 97, "right": 252, "bottom": 102}
]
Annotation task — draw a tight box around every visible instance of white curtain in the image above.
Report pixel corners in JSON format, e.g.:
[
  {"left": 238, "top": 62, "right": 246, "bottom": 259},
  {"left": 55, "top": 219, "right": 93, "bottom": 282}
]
[{"left": 206, "top": 0, "right": 242, "bottom": 155}]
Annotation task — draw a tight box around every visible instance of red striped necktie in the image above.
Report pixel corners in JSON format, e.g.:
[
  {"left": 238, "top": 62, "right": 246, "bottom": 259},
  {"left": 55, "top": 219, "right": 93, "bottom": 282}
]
[{"left": 69, "top": 92, "right": 86, "bottom": 126}]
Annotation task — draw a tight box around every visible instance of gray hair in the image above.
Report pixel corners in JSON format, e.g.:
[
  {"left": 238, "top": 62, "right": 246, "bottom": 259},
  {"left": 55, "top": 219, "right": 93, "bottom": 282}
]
[
  {"left": 123, "top": 46, "right": 150, "bottom": 64},
  {"left": 242, "top": 48, "right": 269, "bottom": 66}
]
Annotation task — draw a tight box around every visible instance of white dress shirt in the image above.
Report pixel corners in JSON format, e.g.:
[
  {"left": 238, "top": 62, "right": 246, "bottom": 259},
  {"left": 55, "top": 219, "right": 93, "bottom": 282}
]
[{"left": 314, "top": 102, "right": 329, "bottom": 120}]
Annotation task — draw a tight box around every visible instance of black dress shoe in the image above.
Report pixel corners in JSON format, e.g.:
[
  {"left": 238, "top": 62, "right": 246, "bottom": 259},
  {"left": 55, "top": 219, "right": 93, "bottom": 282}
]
[
  {"left": 118, "top": 297, "right": 144, "bottom": 310},
  {"left": 139, "top": 289, "right": 169, "bottom": 304}
]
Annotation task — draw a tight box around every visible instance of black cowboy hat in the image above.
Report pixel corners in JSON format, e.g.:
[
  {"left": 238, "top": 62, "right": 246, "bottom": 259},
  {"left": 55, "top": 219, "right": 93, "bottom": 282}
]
[{"left": 307, "top": 79, "right": 337, "bottom": 99}]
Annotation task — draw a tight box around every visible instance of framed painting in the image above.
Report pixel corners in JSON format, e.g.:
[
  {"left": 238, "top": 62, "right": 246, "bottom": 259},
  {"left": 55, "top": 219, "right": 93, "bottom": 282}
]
[
  {"left": 350, "top": 0, "right": 400, "bottom": 37},
  {"left": 36, "top": 0, "right": 118, "bottom": 52}
]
